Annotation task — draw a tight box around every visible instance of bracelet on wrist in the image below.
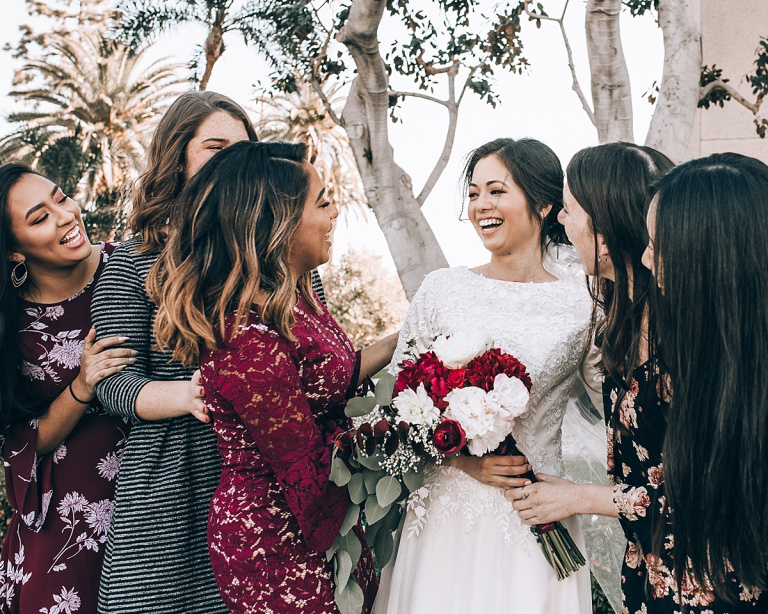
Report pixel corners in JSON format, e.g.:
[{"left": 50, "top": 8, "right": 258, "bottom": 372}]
[{"left": 68, "top": 381, "right": 91, "bottom": 405}]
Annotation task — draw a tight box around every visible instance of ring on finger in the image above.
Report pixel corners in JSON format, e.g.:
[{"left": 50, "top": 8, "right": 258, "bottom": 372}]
[{"left": 520, "top": 489, "right": 528, "bottom": 500}]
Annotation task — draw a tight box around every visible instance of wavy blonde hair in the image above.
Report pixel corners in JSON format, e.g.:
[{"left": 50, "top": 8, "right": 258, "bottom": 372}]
[
  {"left": 149, "top": 141, "right": 318, "bottom": 366},
  {"left": 130, "top": 91, "right": 258, "bottom": 253}
]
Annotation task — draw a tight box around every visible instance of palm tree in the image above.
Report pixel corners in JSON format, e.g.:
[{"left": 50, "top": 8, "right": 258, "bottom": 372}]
[
  {"left": 116, "top": 0, "right": 272, "bottom": 91},
  {"left": 254, "top": 78, "right": 368, "bottom": 218},
  {"left": 0, "top": 33, "right": 187, "bottom": 237}
]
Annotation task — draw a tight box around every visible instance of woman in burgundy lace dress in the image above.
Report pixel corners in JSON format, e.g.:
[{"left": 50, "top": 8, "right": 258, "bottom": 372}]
[
  {"left": 148, "top": 141, "right": 396, "bottom": 613},
  {"left": 0, "top": 164, "right": 137, "bottom": 613}
]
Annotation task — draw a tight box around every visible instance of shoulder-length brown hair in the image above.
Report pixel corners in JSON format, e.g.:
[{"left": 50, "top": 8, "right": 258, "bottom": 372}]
[
  {"left": 149, "top": 140, "right": 318, "bottom": 366},
  {"left": 130, "top": 90, "right": 258, "bottom": 253}
]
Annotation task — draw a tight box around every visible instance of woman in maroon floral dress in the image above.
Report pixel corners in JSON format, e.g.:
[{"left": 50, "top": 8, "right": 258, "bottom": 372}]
[
  {"left": 148, "top": 141, "right": 395, "bottom": 613},
  {"left": 0, "top": 164, "right": 138, "bottom": 613},
  {"left": 507, "top": 144, "right": 767, "bottom": 612},
  {"left": 643, "top": 153, "right": 768, "bottom": 610}
]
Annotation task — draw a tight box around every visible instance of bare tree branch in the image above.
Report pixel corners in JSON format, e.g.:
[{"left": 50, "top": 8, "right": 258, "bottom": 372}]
[
  {"left": 701, "top": 79, "right": 764, "bottom": 114},
  {"left": 308, "top": 74, "right": 345, "bottom": 126},
  {"left": 417, "top": 62, "right": 459, "bottom": 205},
  {"left": 388, "top": 90, "right": 448, "bottom": 106},
  {"left": 524, "top": 0, "right": 596, "bottom": 127}
]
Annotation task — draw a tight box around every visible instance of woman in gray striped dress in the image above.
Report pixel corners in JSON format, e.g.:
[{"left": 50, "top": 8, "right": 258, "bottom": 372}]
[{"left": 90, "top": 91, "right": 263, "bottom": 613}]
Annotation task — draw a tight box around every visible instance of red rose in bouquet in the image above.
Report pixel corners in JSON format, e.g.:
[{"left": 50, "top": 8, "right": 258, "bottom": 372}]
[
  {"left": 432, "top": 419, "right": 467, "bottom": 456},
  {"left": 394, "top": 352, "right": 466, "bottom": 410},
  {"left": 465, "top": 348, "right": 532, "bottom": 392}
]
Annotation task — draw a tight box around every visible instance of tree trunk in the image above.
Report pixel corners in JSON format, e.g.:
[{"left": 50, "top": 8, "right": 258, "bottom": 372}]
[
  {"left": 337, "top": 0, "right": 448, "bottom": 299},
  {"left": 200, "top": 22, "right": 225, "bottom": 91},
  {"left": 644, "top": 0, "right": 700, "bottom": 163},
  {"left": 585, "top": 0, "right": 634, "bottom": 143}
]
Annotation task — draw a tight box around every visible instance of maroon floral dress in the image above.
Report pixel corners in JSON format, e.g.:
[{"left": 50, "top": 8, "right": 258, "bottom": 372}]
[
  {"left": 606, "top": 362, "right": 766, "bottom": 613},
  {"left": 0, "top": 243, "right": 130, "bottom": 614},
  {"left": 201, "top": 294, "right": 377, "bottom": 614}
]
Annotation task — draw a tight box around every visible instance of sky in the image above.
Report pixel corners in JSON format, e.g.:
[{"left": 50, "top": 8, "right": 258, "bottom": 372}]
[{"left": 0, "top": 0, "right": 664, "bottom": 272}]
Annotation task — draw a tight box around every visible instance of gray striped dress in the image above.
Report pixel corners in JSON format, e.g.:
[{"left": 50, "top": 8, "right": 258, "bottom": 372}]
[
  {"left": 91, "top": 236, "right": 327, "bottom": 613},
  {"left": 91, "top": 236, "right": 228, "bottom": 613}
]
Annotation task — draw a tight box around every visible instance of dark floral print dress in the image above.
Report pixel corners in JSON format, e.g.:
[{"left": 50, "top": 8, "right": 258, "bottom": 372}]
[
  {"left": 0, "top": 243, "right": 130, "bottom": 614},
  {"left": 201, "top": 293, "right": 377, "bottom": 614},
  {"left": 605, "top": 362, "right": 767, "bottom": 613}
]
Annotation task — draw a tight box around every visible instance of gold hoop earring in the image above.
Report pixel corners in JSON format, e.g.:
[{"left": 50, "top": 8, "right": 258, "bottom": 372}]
[{"left": 11, "top": 261, "right": 27, "bottom": 288}]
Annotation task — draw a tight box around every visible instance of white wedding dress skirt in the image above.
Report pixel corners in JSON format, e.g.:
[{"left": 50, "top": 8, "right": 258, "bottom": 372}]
[
  {"left": 372, "top": 252, "right": 596, "bottom": 614},
  {"left": 373, "top": 466, "right": 592, "bottom": 614}
]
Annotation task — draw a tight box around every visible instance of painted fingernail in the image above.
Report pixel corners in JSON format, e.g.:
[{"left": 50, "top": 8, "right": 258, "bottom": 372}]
[
  {"left": 128, "top": 357, "right": 137, "bottom": 363},
  {"left": 119, "top": 336, "right": 129, "bottom": 341},
  {"left": 524, "top": 480, "right": 532, "bottom": 485},
  {"left": 130, "top": 350, "right": 138, "bottom": 356}
]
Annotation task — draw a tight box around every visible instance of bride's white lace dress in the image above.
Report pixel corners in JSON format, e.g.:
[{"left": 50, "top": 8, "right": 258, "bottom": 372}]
[{"left": 373, "top": 249, "right": 594, "bottom": 614}]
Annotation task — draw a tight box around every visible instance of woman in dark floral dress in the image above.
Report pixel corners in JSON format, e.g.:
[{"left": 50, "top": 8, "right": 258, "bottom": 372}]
[
  {"left": 507, "top": 143, "right": 767, "bottom": 611},
  {"left": 148, "top": 141, "right": 396, "bottom": 613},
  {"left": 0, "top": 164, "right": 136, "bottom": 613},
  {"left": 643, "top": 153, "right": 768, "bottom": 610}
]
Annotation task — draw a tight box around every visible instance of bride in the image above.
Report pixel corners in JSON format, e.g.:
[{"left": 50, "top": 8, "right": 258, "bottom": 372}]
[{"left": 373, "top": 138, "right": 594, "bottom": 613}]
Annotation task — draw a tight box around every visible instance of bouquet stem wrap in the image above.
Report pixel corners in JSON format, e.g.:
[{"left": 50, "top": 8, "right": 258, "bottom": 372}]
[{"left": 497, "top": 436, "right": 586, "bottom": 581}]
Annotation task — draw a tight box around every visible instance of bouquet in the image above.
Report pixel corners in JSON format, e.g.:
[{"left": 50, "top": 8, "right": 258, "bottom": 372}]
[{"left": 327, "top": 331, "right": 585, "bottom": 614}]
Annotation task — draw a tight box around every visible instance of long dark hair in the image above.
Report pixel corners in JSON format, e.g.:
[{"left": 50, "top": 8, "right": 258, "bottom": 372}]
[
  {"left": 462, "top": 138, "right": 568, "bottom": 248},
  {"left": 652, "top": 153, "right": 768, "bottom": 598},
  {"left": 567, "top": 143, "right": 673, "bottom": 392},
  {"left": 150, "top": 141, "right": 318, "bottom": 366},
  {"left": 0, "top": 163, "right": 49, "bottom": 430}
]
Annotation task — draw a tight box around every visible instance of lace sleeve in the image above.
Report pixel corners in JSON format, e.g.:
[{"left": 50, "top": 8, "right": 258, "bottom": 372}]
[
  {"left": 212, "top": 327, "right": 350, "bottom": 552},
  {"left": 390, "top": 271, "right": 440, "bottom": 371}
]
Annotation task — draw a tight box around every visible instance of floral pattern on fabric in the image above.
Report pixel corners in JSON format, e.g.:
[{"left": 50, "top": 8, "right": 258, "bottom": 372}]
[
  {"left": 0, "top": 243, "right": 130, "bottom": 614},
  {"left": 605, "top": 363, "right": 765, "bottom": 613},
  {"left": 201, "top": 294, "right": 376, "bottom": 614}
]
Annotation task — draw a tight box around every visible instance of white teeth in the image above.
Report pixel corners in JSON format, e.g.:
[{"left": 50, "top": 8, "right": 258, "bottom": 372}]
[
  {"left": 60, "top": 226, "right": 81, "bottom": 245},
  {"left": 479, "top": 218, "right": 503, "bottom": 228}
]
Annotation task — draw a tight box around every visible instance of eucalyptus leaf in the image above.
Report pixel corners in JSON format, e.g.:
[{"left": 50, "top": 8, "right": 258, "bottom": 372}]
[
  {"left": 340, "top": 503, "right": 360, "bottom": 536},
  {"left": 373, "top": 524, "right": 395, "bottom": 568},
  {"left": 384, "top": 502, "right": 403, "bottom": 532},
  {"left": 364, "top": 518, "right": 382, "bottom": 548},
  {"left": 374, "top": 372, "right": 397, "bottom": 406},
  {"left": 330, "top": 457, "right": 351, "bottom": 486},
  {"left": 363, "top": 469, "right": 385, "bottom": 495},
  {"left": 364, "top": 494, "right": 391, "bottom": 525},
  {"left": 334, "top": 578, "right": 365, "bottom": 614},
  {"left": 402, "top": 468, "right": 424, "bottom": 492},
  {"left": 334, "top": 549, "right": 353, "bottom": 590},
  {"left": 344, "top": 396, "right": 377, "bottom": 418},
  {"left": 375, "top": 475, "right": 402, "bottom": 507},
  {"left": 340, "top": 531, "right": 362, "bottom": 567},
  {"left": 357, "top": 450, "right": 384, "bottom": 471},
  {"left": 326, "top": 533, "right": 341, "bottom": 562},
  {"left": 347, "top": 473, "right": 367, "bottom": 505}
]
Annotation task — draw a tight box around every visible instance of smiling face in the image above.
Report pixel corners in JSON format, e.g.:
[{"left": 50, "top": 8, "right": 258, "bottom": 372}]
[
  {"left": 7, "top": 172, "right": 92, "bottom": 271},
  {"left": 286, "top": 164, "right": 338, "bottom": 277},
  {"left": 468, "top": 155, "right": 547, "bottom": 256},
  {"left": 184, "top": 111, "right": 250, "bottom": 180}
]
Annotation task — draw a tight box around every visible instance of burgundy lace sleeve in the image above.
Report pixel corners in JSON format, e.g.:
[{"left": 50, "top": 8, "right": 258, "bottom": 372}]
[{"left": 213, "top": 328, "right": 350, "bottom": 552}]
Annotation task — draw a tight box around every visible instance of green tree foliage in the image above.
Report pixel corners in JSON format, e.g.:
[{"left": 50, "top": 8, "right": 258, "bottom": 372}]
[
  {"left": 0, "top": 0, "right": 187, "bottom": 239},
  {"left": 322, "top": 249, "right": 409, "bottom": 350}
]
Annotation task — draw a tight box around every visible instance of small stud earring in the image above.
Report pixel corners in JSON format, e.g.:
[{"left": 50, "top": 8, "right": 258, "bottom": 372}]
[{"left": 539, "top": 210, "right": 545, "bottom": 218}]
